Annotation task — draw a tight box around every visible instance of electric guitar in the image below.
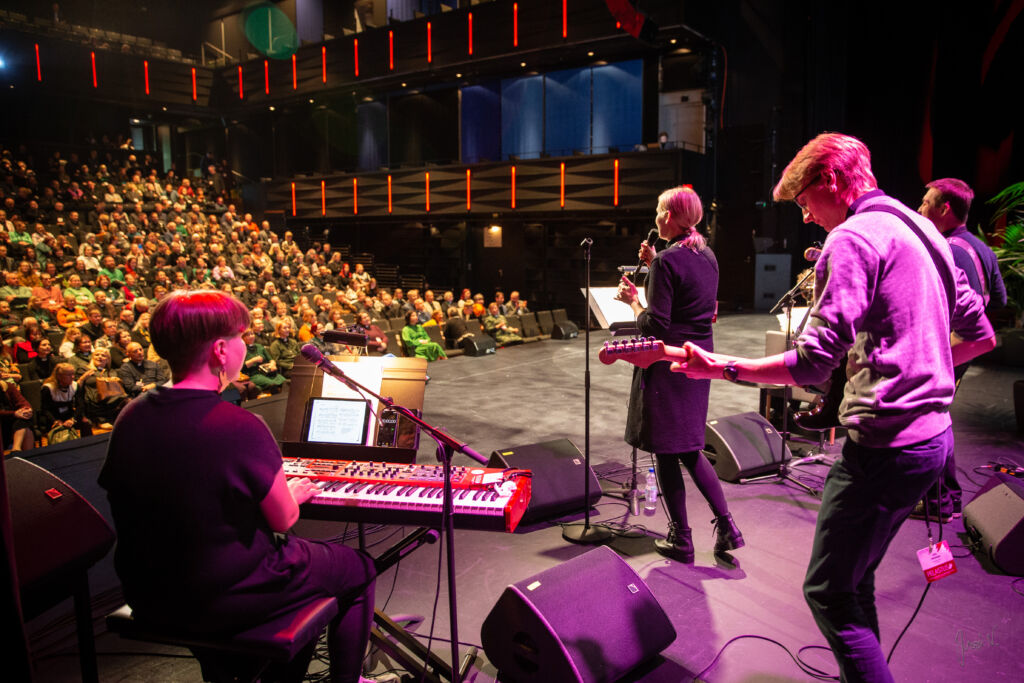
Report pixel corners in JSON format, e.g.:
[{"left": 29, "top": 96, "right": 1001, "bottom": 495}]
[{"left": 597, "top": 338, "right": 687, "bottom": 367}]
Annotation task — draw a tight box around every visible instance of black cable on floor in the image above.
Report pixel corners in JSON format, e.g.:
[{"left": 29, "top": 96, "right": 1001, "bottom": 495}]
[{"left": 694, "top": 634, "right": 838, "bottom": 681}]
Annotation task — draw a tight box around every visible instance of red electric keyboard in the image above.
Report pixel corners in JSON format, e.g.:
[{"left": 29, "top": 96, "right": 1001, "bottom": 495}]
[{"left": 282, "top": 458, "right": 533, "bottom": 533}]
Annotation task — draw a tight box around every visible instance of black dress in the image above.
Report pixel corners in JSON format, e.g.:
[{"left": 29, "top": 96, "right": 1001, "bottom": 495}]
[{"left": 625, "top": 237, "right": 718, "bottom": 453}]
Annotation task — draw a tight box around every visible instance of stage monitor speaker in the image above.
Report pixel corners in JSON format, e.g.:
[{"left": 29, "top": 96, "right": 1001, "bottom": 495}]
[
  {"left": 702, "top": 412, "right": 791, "bottom": 482},
  {"left": 6, "top": 457, "right": 115, "bottom": 615},
  {"left": 488, "top": 439, "right": 601, "bottom": 525},
  {"left": 551, "top": 321, "right": 579, "bottom": 339},
  {"left": 461, "top": 335, "right": 496, "bottom": 356},
  {"left": 964, "top": 472, "right": 1024, "bottom": 576},
  {"left": 481, "top": 545, "right": 675, "bottom": 683}
]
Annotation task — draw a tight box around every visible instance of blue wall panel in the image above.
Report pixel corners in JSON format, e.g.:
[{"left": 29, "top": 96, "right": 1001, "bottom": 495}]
[
  {"left": 544, "top": 67, "right": 591, "bottom": 156},
  {"left": 357, "top": 101, "right": 388, "bottom": 171},
  {"left": 592, "top": 59, "right": 643, "bottom": 153},
  {"left": 501, "top": 75, "right": 544, "bottom": 160},
  {"left": 461, "top": 82, "right": 502, "bottom": 164}
]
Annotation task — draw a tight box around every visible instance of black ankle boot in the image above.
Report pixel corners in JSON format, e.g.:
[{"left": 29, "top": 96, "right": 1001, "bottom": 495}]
[
  {"left": 713, "top": 514, "right": 744, "bottom": 553},
  {"left": 655, "top": 522, "right": 694, "bottom": 563}
]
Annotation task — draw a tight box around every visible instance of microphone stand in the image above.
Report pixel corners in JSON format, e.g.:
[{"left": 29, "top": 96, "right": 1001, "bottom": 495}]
[
  {"left": 305, "top": 353, "right": 486, "bottom": 683},
  {"left": 562, "top": 237, "right": 612, "bottom": 544},
  {"left": 740, "top": 269, "right": 820, "bottom": 497}
]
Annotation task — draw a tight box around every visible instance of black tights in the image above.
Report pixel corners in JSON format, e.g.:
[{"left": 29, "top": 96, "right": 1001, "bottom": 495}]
[{"left": 654, "top": 451, "right": 729, "bottom": 529}]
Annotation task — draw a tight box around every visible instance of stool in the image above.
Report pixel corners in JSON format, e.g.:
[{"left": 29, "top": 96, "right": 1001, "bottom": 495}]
[{"left": 106, "top": 597, "right": 339, "bottom": 683}]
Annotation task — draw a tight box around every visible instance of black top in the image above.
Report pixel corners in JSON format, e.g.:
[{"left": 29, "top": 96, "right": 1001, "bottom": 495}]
[
  {"left": 99, "top": 387, "right": 314, "bottom": 633},
  {"left": 625, "top": 240, "right": 718, "bottom": 453}
]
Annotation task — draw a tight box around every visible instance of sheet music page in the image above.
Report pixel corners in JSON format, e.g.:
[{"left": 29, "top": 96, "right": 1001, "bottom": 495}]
[{"left": 320, "top": 357, "right": 385, "bottom": 445}]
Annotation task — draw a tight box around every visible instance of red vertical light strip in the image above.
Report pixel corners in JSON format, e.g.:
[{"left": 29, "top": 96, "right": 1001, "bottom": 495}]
[
  {"left": 238, "top": 65, "right": 244, "bottom": 99},
  {"left": 191, "top": 67, "right": 197, "bottom": 101},
  {"left": 427, "top": 22, "right": 432, "bottom": 64},
  {"left": 291, "top": 182, "right": 296, "bottom": 216},
  {"left": 321, "top": 180, "right": 326, "bottom": 216},
  {"left": 560, "top": 163, "right": 566, "bottom": 208},
  {"left": 425, "top": 172, "right": 431, "bottom": 212},
  {"left": 468, "top": 13, "right": 473, "bottom": 55},
  {"left": 513, "top": 4, "right": 519, "bottom": 47},
  {"left": 387, "top": 175, "right": 393, "bottom": 213},
  {"left": 562, "top": 0, "right": 568, "bottom": 38},
  {"left": 35, "top": 44, "right": 42, "bottom": 81},
  {"left": 322, "top": 46, "right": 327, "bottom": 83},
  {"left": 511, "top": 166, "right": 517, "bottom": 209},
  {"left": 613, "top": 159, "right": 620, "bottom": 206},
  {"left": 292, "top": 54, "right": 297, "bottom": 89},
  {"left": 388, "top": 30, "right": 394, "bottom": 70},
  {"left": 466, "top": 169, "right": 472, "bottom": 211},
  {"left": 353, "top": 39, "right": 359, "bottom": 77},
  {"left": 144, "top": 60, "right": 150, "bottom": 95},
  {"left": 352, "top": 178, "right": 358, "bottom": 215},
  {"left": 264, "top": 60, "right": 270, "bottom": 94},
  {"left": 91, "top": 51, "right": 97, "bottom": 88}
]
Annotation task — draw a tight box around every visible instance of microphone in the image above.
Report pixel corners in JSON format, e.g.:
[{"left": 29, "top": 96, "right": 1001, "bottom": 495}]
[
  {"left": 631, "top": 229, "right": 660, "bottom": 283},
  {"left": 804, "top": 246, "right": 823, "bottom": 262},
  {"left": 323, "top": 329, "right": 368, "bottom": 346},
  {"left": 300, "top": 344, "right": 351, "bottom": 385}
]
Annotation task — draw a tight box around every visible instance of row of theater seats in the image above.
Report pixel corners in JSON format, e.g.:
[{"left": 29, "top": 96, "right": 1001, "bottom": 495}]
[{"left": 376, "top": 309, "right": 579, "bottom": 358}]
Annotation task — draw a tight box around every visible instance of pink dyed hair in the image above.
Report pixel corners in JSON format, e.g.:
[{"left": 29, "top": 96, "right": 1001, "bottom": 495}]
[{"left": 773, "top": 133, "right": 877, "bottom": 206}]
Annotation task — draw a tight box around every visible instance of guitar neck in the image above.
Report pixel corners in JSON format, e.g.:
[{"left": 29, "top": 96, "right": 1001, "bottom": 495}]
[{"left": 598, "top": 338, "right": 687, "bottom": 368}]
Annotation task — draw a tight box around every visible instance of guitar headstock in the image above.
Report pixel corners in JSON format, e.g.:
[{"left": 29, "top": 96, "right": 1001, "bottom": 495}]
[{"left": 598, "top": 337, "right": 667, "bottom": 368}]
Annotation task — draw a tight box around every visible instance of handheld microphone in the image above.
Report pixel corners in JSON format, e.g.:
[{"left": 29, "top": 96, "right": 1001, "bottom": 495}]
[
  {"left": 322, "top": 329, "right": 368, "bottom": 346},
  {"left": 804, "top": 245, "right": 823, "bottom": 262},
  {"left": 631, "top": 229, "right": 660, "bottom": 283}
]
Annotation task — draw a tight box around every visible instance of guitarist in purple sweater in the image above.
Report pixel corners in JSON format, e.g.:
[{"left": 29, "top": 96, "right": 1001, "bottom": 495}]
[{"left": 672, "top": 134, "right": 996, "bottom": 683}]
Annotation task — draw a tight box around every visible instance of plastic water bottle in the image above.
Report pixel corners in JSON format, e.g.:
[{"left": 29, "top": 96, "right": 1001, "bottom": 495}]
[{"left": 644, "top": 467, "right": 658, "bottom": 514}]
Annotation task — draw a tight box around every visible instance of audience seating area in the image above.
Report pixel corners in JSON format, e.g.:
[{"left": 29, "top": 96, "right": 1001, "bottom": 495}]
[{"left": 0, "top": 140, "right": 578, "bottom": 453}]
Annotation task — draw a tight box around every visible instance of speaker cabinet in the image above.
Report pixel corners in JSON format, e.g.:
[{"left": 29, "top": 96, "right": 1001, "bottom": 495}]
[
  {"left": 551, "top": 321, "right": 579, "bottom": 339},
  {"left": 964, "top": 473, "right": 1024, "bottom": 576},
  {"left": 461, "top": 335, "right": 496, "bottom": 356},
  {"left": 488, "top": 439, "right": 601, "bottom": 525},
  {"left": 481, "top": 546, "right": 676, "bottom": 683},
  {"left": 702, "top": 412, "right": 791, "bottom": 482}
]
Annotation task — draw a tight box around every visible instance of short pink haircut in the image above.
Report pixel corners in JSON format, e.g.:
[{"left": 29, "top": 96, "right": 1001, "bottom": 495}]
[
  {"left": 151, "top": 290, "right": 250, "bottom": 380},
  {"left": 773, "top": 133, "right": 878, "bottom": 206},
  {"left": 658, "top": 186, "right": 706, "bottom": 251}
]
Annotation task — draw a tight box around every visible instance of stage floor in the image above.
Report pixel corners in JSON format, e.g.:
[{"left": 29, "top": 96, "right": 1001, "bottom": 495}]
[{"left": 31, "top": 312, "right": 1024, "bottom": 682}]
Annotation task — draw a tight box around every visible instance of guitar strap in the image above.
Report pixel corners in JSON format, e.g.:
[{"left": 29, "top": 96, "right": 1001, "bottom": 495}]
[
  {"left": 861, "top": 204, "right": 957, "bottom": 324},
  {"left": 947, "top": 235, "right": 989, "bottom": 305}
]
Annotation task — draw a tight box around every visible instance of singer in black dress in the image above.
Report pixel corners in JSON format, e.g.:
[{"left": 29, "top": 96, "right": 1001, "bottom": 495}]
[
  {"left": 100, "top": 291, "right": 376, "bottom": 683},
  {"left": 615, "top": 186, "right": 743, "bottom": 563}
]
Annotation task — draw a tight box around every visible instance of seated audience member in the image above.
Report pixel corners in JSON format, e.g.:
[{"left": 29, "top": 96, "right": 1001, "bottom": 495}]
[
  {"left": 268, "top": 320, "right": 300, "bottom": 377},
  {"left": 0, "top": 271, "right": 33, "bottom": 310},
  {"left": 24, "top": 338, "right": 57, "bottom": 382},
  {"left": 439, "top": 290, "right": 456, "bottom": 314},
  {"left": 59, "top": 326, "right": 82, "bottom": 358},
  {"left": 56, "top": 292, "right": 87, "bottom": 329},
  {"left": 483, "top": 302, "right": 524, "bottom": 346},
  {"left": 79, "top": 306, "right": 105, "bottom": 341},
  {"left": 444, "top": 306, "right": 472, "bottom": 349},
  {"left": 40, "top": 362, "right": 92, "bottom": 441},
  {"left": 24, "top": 296, "right": 54, "bottom": 329},
  {"left": 131, "top": 312, "right": 153, "bottom": 350},
  {"left": 470, "top": 293, "right": 487, "bottom": 319},
  {"left": 68, "top": 335, "right": 95, "bottom": 379},
  {"left": 32, "top": 272, "right": 64, "bottom": 313},
  {"left": 377, "top": 291, "right": 402, "bottom": 320},
  {"left": 506, "top": 290, "right": 529, "bottom": 314},
  {"left": 108, "top": 330, "right": 133, "bottom": 369},
  {"left": 422, "top": 290, "right": 441, "bottom": 314},
  {"left": 455, "top": 288, "right": 473, "bottom": 315},
  {"left": 80, "top": 347, "right": 128, "bottom": 428},
  {"left": 401, "top": 311, "right": 447, "bottom": 361},
  {"left": 0, "top": 378, "right": 35, "bottom": 452},
  {"left": 423, "top": 309, "right": 445, "bottom": 327},
  {"left": 242, "top": 328, "right": 286, "bottom": 394},
  {"left": 14, "top": 325, "right": 44, "bottom": 363},
  {"left": 353, "top": 311, "right": 388, "bottom": 355},
  {"left": 412, "top": 298, "right": 432, "bottom": 324},
  {"left": 117, "top": 342, "right": 169, "bottom": 398},
  {"left": 0, "top": 301, "right": 23, "bottom": 339},
  {"left": 63, "top": 273, "right": 95, "bottom": 304},
  {"left": 98, "top": 291, "right": 376, "bottom": 683}
]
